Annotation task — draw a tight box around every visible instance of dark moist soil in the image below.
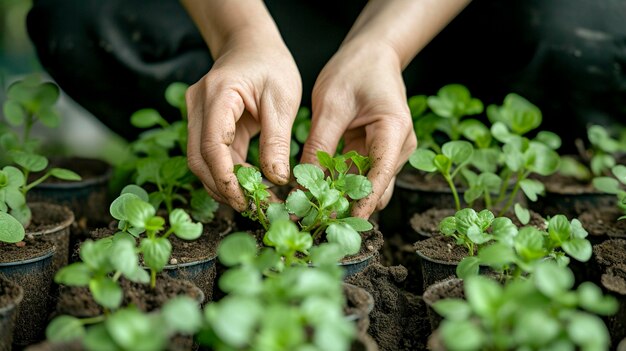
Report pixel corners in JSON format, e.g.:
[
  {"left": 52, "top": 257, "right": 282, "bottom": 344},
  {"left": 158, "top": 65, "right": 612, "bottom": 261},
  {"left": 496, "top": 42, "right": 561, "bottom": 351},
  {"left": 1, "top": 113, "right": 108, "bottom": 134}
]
[
  {"left": 410, "top": 207, "right": 546, "bottom": 238},
  {"left": 55, "top": 274, "right": 202, "bottom": 318},
  {"left": 28, "top": 202, "right": 73, "bottom": 271},
  {"left": 593, "top": 239, "right": 626, "bottom": 268},
  {"left": 380, "top": 231, "right": 424, "bottom": 295},
  {"left": 0, "top": 238, "right": 56, "bottom": 346},
  {"left": 414, "top": 235, "right": 470, "bottom": 264},
  {"left": 345, "top": 264, "right": 430, "bottom": 351},
  {"left": 579, "top": 207, "right": 626, "bottom": 239},
  {"left": 344, "top": 283, "right": 374, "bottom": 335}
]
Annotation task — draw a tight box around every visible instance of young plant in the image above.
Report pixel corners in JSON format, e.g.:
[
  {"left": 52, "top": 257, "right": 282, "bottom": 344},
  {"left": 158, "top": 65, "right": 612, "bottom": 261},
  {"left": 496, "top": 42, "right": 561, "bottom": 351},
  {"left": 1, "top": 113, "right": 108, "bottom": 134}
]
[
  {"left": 456, "top": 213, "right": 593, "bottom": 279},
  {"left": 109, "top": 186, "right": 203, "bottom": 288},
  {"left": 0, "top": 76, "right": 82, "bottom": 228},
  {"left": 46, "top": 296, "right": 202, "bottom": 351},
  {"left": 593, "top": 164, "right": 626, "bottom": 220},
  {"left": 438, "top": 208, "right": 511, "bottom": 256},
  {"left": 198, "top": 231, "right": 355, "bottom": 351},
  {"left": 409, "top": 140, "right": 474, "bottom": 211},
  {"left": 235, "top": 165, "right": 288, "bottom": 231},
  {"left": 284, "top": 150, "right": 373, "bottom": 255},
  {"left": 433, "top": 263, "right": 617, "bottom": 351},
  {"left": 426, "top": 84, "right": 484, "bottom": 141}
]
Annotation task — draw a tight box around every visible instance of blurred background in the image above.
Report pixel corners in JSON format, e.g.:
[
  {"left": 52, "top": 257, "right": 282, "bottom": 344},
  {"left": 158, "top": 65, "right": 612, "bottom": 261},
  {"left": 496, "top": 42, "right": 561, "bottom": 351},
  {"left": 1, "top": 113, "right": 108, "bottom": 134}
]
[{"left": 0, "top": 0, "right": 126, "bottom": 165}]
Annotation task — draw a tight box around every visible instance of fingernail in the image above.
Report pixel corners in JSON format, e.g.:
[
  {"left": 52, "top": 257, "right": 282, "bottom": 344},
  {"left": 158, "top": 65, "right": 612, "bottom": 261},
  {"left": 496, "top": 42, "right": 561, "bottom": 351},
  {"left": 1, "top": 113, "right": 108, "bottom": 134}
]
[{"left": 273, "top": 162, "right": 289, "bottom": 183}]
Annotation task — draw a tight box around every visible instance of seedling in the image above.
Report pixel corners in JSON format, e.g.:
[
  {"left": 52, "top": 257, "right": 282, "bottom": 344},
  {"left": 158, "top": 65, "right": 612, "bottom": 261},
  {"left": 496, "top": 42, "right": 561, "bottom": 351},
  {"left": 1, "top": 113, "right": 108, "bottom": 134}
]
[
  {"left": 438, "top": 208, "right": 509, "bottom": 256},
  {"left": 456, "top": 213, "right": 593, "bottom": 279},
  {"left": 433, "top": 263, "right": 617, "bottom": 351},
  {"left": 284, "top": 150, "right": 373, "bottom": 255},
  {"left": 0, "top": 76, "right": 81, "bottom": 228},
  {"left": 46, "top": 296, "right": 202, "bottom": 351},
  {"left": 198, "top": 232, "right": 355, "bottom": 351},
  {"left": 109, "top": 185, "right": 203, "bottom": 288},
  {"left": 593, "top": 164, "right": 626, "bottom": 220}
]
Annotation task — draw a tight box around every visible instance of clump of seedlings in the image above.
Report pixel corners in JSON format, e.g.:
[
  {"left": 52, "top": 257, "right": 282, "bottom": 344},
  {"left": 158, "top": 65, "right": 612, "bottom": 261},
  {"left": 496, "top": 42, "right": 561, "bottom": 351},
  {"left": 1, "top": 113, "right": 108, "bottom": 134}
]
[{"left": 593, "top": 165, "right": 626, "bottom": 221}]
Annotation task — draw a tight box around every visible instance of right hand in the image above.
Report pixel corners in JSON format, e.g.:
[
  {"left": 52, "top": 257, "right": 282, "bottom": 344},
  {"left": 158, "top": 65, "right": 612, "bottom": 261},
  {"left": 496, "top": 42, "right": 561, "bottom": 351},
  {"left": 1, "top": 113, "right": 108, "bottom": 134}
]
[{"left": 186, "top": 38, "right": 302, "bottom": 211}]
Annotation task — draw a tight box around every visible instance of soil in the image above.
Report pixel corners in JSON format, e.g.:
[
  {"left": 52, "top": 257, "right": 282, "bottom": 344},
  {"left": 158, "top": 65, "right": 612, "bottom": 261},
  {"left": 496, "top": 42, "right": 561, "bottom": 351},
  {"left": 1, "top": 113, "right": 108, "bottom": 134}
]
[
  {"left": 602, "top": 264, "right": 626, "bottom": 294},
  {"left": 422, "top": 277, "right": 465, "bottom": 331},
  {"left": 380, "top": 231, "right": 423, "bottom": 295},
  {"left": 28, "top": 202, "right": 74, "bottom": 271},
  {"left": 344, "top": 283, "right": 374, "bottom": 335},
  {"left": 396, "top": 168, "right": 462, "bottom": 192},
  {"left": 0, "top": 239, "right": 56, "bottom": 346},
  {"left": 23, "top": 340, "right": 83, "bottom": 351},
  {"left": 579, "top": 207, "right": 626, "bottom": 239},
  {"left": 593, "top": 239, "right": 626, "bottom": 268},
  {"left": 414, "top": 235, "right": 470, "bottom": 263},
  {"left": 535, "top": 172, "right": 597, "bottom": 193},
  {"left": 55, "top": 274, "right": 203, "bottom": 318},
  {"left": 345, "top": 264, "right": 430, "bottom": 351},
  {"left": 601, "top": 264, "right": 626, "bottom": 347}
]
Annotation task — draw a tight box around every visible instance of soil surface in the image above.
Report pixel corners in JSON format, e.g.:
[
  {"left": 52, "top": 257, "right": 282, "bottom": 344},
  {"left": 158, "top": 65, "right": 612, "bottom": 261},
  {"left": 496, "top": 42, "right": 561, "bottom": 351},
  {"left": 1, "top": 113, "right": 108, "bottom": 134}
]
[
  {"left": 593, "top": 239, "right": 626, "bottom": 268},
  {"left": 414, "top": 235, "right": 470, "bottom": 263},
  {"left": 346, "top": 264, "right": 430, "bottom": 351},
  {"left": 396, "top": 168, "right": 463, "bottom": 192},
  {"left": 28, "top": 202, "right": 73, "bottom": 271},
  {"left": 579, "top": 207, "right": 626, "bottom": 239},
  {"left": 0, "top": 236, "right": 55, "bottom": 263},
  {"left": 55, "top": 274, "right": 202, "bottom": 318}
]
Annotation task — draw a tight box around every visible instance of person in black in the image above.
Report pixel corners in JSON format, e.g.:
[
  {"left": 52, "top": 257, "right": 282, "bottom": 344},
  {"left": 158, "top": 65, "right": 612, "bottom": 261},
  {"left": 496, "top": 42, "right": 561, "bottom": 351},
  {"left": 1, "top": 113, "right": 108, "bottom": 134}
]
[{"left": 27, "top": 0, "right": 626, "bottom": 217}]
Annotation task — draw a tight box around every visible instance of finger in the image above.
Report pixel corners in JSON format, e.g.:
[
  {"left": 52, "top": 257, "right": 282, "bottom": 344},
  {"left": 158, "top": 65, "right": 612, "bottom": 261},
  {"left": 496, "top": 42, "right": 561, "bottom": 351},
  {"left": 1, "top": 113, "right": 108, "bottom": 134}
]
[
  {"left": 301, "top": 91, "right": 354, "bottom": 165},
  {"left": 199, "top": 89, "right": 248, "bottom": 211},
  {"left": 352, "top": 116, "right": 414, "bottom": 218},
  {"left": 377, "top": 176, "right": 396, "bottom": 210},
  {"left": 258, "top": 88, "right": 299, "bottom": 185},
  {"left": 231, "top": 110, "right": 260, "bottom": 163}
]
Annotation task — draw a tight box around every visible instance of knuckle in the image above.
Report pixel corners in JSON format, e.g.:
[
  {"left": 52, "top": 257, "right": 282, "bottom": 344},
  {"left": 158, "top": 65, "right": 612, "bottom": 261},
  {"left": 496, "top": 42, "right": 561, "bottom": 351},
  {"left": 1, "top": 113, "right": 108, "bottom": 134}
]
[{"left": 187, "top": 155, "right": 205, "bottom": 175}]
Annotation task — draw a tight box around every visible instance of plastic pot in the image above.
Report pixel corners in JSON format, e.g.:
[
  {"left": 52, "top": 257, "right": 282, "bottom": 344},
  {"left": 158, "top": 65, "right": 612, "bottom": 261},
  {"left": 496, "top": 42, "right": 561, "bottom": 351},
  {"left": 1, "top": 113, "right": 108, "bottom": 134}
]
[
  {"left": 422, "top": 277, "right": 465, "bottom": 332},
  {"left": 0, "top": 275, "right": 24, "bottom": 351},
  {"left": 28, "top": 202, "right": 74, "bottom": 272},
  {"left": 162, "top": 255, "right": 216, "bottom": 304},
  {"left": 344, "top": 283, "right": 375, "bottom": 335}
]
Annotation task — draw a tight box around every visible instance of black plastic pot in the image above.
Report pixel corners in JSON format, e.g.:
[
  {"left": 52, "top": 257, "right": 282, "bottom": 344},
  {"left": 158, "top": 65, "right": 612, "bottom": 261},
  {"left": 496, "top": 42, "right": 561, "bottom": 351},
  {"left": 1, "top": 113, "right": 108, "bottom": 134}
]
[
  {"left": 163, "top": 255, "right": 217, "bottom": 304},
  {"left": 27, "top": 157, "right": 112, "bottom": 226},
  {"left": 344, "top": 283, "right": 375, "bottom": 335},
  {"left": 340, "top": 228, "right": 384, "bottom": 278},
  {"left": 0, "top": 245, "right": 55, "bottom": 347},
  {"left": 28, "top": 202, "right": 74, "bottom": 272},
  {"left": 422, "top": 277, "right": 465, "bottom": 332},
  {"left": 0, "top": 275, "right": 24, "bottom": 351},
  {"left": 416, "top": 249, "right": 460, "bottom": 291}
]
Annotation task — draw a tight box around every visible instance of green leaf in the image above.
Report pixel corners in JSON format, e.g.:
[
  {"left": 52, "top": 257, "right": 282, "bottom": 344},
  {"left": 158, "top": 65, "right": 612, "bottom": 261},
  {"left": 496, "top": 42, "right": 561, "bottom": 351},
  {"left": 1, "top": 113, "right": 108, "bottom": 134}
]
[
  {"left": 408, "top": 95, "right": 428, "bottom": 118},
  {"left": 49, "top": 168, "right": 82, "bottom": 181},
  {"left": 319, "top": 188, "right": 341, "bottom": 209},
  {"left": 121, "top": 184, "right": 150, "bottom": 202},
  {"left": 38, "top": 107, "right": 61, "bottom": 128},
  {"left": 533, "top": 261, "right": 574, "bottom": 298},
  {"left": 140, "top": 237, "right": 172, "bottom": 272},
  {"left": 285, "top": 190, "right": 312, "bottom": 217},
  {"left": 520, "top": 178, "right": 544, "bottom": 202},
  {"left": 218, "top": 266, "right": 262, "bottom": 295},
  {"left": 326, "top": 223, "right": 361, "bottom": 255},
  {"left": 190, "top": 189, "right": 218, "bottom": 223},
  {"left": 433, "top": 154, "right": 452, "bottom": 174},
  {"left": 514, "top": 203, "right": 530, "bottom": 225},
  {"left": 613, "top": 165, "right": 626, "bottom": 184},
  {"left": 442, "top": 140, "right": 474, "bottom": 165},
  {"left": 439, "top": 216, "right": 457, "bottom": 236},
  {"left": 465, "top": 275, "right": 502, "bottom": 318},
  {"left": 456, "top": 256, "right": 480, "bottom": 279},
  {"left": 514, "top": 227, "right": 546, "bottom": 261},
  {"left": 3, "top": 100, "right": 26, "bottom": 126},
  {"left": 439, "top": 320, "right": 485, "bottom": 351},
  {"left": 316, "top": 151, "right": 334, "bottom": 171},
  {"left": 526, "top": 142, "right": 560, "bottom": 176},
  {"left": 161, "top": 296, "right": 202, "bottom": 334},
  {"left": 165, "top": 82, "right": 188, "bottom": 109},
  {"left": 267, "top": 203, "right": 289, "bottom": 223},
  {"left": 570, "top": 219, "right": 588, "bottom": 239},
  {"left": 265, "top": 219, "right": 312, "bottom": 255},
  {"left": 432, "top": 299, "right": 471, "bottom": 321},
  {"left": 131, "top": 108, "right": 165, "bottom": 128},
  {"left": 592, "top": 177, "right": 621, "bottom": 194},
  {"left": 478, "top": 242, "right": 515, "bottom": 268},
  {"left": 548, "top": 215, "right": 571, "bottom": 244},
  {"left": 567, "top": 313, "right": 610, "bottom": 350},
  {"left": 54, "top": 262, "right": 92, "bottom": 286},
  {"left": 125, "top": 197, "right": 156, "bottom": 229},
  {"left": 513, "top": 309, "right": 560, "bottom": 347},
  {"left": 491, "top": 217, "right": 518, "bottom": 244},
  {"left": 10, "top": 151, "right": 48, "bottom": 172},
  {"left": 89, "top": 276, "right": 123, "bottom": 309},
  {"left": 562, "top": 238, "right": 592, "bottom": 262},
  {"left": 350, "top": 153, "right": 371, "bottom": 175},
  {"left": 106, "top": 308, "right": 162, "bottom": 351},
  {"left": 111, "top": 239, "right": 140, "bottom": 277},
  {"left": 591, "top": 154, "right": 615, "bottom": 176},
  {"left": 46, "top": 315, "right": 85, "bottom": 342},
  {"left": 467, "top": 224, "right": 491, "bottom": 245},
  {"left": 409, "top": 148, "right": 437, "bottom": 172},
  {"left": 80, "top": 238, "right": 113, "bottom": 271},
  {"left": 337, "top": 217, "right": 373, "bottom": 232},
  {"left": 161, "top": 156, "right": 188, "bottom": 181},
  {"left": 559, "top": 156, "right": 592, "bottom": 181},
  {"left": 205, "top": 296, "right": 262, "bottom": 347},
  {"left": 343, "top": 174, "right": 372, "bottom": 200},
  {"left": 0, "top": 211, "right": 25, "bottom": 243},
  {"left": 82, "top": 324, "right": 119, "bottom": 351},
  {"left": 535, "top": 131, "right": 562, "bottom": 149},
  {"left": 293, "top": 164, "right": 325, "bottom": 191},
  {"left": 577, "top": 282, "right": 619, "bottom": 315},
  {"left": 170, "top": 209, "right": 202, "bottom": 240},
  {"left": 218, "top": 232, "right": 257, "bottom": 266},
  {"left": 109, "top": 193, "right": 137, "bottom": 221}
]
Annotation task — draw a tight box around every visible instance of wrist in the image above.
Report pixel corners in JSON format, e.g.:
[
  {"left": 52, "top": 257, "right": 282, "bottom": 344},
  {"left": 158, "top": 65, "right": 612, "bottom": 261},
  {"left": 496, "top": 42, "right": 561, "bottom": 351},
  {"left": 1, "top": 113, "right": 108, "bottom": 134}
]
[{"left": 335, "top": 38, "right": 403, "bottom": 72}]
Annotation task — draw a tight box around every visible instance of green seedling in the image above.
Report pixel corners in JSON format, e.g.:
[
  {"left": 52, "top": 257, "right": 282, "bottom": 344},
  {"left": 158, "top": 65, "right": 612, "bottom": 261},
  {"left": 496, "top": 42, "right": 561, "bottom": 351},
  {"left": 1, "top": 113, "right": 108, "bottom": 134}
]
[
  {"left": 109, "top": 185, "right": 203, "bottom": 288},
  {"left": 433, "top": 262, "right": 617, "bottom": 351},
  {"left": 198, "top": 232, "right": 354, "bottom": 351},
  {"left": 46, "top": 296, "right": 202, "bottom": 351},
  {"left": 285, "top": 150, "right": 373, "bottom": 255},
  {"left": 1, "top": 76, "right": 81, "bottom": 228},
  {"left": 593, "top": 164, "right": 626, "bottom": 220},
  {"left": 235, "top": 165, "right": 287, "bottom": 231},
  {"left": 456, "top": 213, "right": 593, "bottom": 279},
  {"left": 427, "top": 84, "right": 484, "bottom": 141},
  {"left": 438, "top": 208, "right": 509, "bottom": 257}
]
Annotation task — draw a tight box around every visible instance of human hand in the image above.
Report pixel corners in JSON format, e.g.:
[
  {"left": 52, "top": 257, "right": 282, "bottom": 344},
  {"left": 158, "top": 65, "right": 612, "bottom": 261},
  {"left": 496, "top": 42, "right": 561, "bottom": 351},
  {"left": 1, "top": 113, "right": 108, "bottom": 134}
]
[
  {"left": 302, "top": 42, "right": 417, "bottom": 218},
  {"left": 186, "top": 38, "right": 301, "bottom": 211}
]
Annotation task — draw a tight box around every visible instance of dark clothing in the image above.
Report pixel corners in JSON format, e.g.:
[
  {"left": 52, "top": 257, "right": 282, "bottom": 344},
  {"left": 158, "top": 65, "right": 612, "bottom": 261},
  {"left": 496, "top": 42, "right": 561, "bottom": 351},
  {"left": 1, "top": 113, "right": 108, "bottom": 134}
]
[{"left": 28, "top": 0, "right": 626, "bottom": 149}]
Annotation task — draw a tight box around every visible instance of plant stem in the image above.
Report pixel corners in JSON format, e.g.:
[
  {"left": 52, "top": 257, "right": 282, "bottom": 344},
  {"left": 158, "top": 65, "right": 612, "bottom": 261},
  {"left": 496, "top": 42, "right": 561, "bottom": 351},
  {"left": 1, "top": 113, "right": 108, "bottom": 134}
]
[
  {"left": 494, "top": 170, "right": 512, "bottom": 206},
  {"left": 444, "top": 174, "right": 461, "bottom": 211},
  {"left": 112, "top": 271, "right": 122, "bottom": 282},
  {"left": 312, "top": 225, "right": 326, "bottom": 241},
  {"left": 255, "top": 196, "right": 268, "bottom": 231},
  {"left": 23, "top": 173, "right": 51, "bottom": 194},
  {"left": 162, "top": 227, "right": 175, "bottom": 239},
  {"left": 497, "top": 172, "right": 523, "bottom": 216},
  {"left": 80, "top": 315, "right": 106, "bottom": 325},
  {"left": 150, "top": 269, "right": 156, "bottom": 289},
  {"left": 22, "top": 114, "right": 33, "bottom": 147}
]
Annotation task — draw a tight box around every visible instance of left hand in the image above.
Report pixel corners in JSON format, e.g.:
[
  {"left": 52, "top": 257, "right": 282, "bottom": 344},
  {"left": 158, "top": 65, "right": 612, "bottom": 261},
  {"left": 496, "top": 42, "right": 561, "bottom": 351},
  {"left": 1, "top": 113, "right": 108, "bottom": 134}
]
[{"left": 301, "top": 41, "right": 417, "bottom": 218}]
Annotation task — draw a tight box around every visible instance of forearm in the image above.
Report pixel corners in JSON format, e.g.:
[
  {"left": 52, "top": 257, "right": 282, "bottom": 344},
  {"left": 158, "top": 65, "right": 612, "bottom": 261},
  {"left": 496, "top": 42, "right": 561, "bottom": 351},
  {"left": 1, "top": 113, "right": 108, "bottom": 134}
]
[
  {"left": 180, "top": 0, "right": 284, "bottom": 58},
  {"left": 343, "top": 0, "right": 471, "bottom": 69}
]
